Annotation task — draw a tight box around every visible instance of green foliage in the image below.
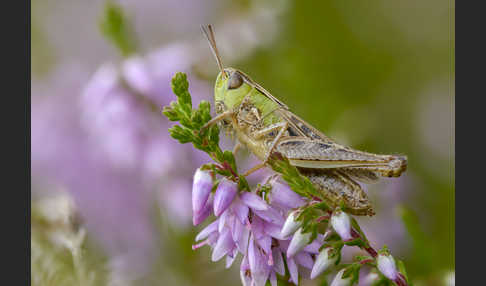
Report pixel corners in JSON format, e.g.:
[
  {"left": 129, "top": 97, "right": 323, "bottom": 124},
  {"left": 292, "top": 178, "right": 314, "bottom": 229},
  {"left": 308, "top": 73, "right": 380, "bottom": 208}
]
[
  {"left": 341, "top": 263, "right": 361, "bottom": 285},
  {"left": 99, "top": 1, "right": 137, "bottom": 57},
  {"left": 163, "top": 72, "right": 222, "bottom": 157}
]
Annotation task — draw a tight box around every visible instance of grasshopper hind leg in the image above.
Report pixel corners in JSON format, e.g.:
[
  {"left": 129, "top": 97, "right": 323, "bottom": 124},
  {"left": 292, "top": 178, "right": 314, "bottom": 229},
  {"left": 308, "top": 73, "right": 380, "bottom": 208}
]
[{"left": 299, "top": 168, "right": 375, "bottom": 216}]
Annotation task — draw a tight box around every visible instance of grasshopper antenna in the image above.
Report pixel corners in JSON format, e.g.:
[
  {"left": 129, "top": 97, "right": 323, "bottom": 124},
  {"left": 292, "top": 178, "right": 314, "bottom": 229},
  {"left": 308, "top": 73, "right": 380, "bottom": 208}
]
[{"left": 201, "top": 24, "right": 226, "bottom": 79}]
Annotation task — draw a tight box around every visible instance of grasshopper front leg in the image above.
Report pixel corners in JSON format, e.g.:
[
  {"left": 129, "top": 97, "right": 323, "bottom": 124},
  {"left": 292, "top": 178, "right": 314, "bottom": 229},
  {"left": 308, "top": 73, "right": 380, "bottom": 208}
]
[
  {"left": 243, "top": 121, "right": 288, "bottom": 176},
  {"left": 200, "top": 110, "right": 234, "bottom": 130}
]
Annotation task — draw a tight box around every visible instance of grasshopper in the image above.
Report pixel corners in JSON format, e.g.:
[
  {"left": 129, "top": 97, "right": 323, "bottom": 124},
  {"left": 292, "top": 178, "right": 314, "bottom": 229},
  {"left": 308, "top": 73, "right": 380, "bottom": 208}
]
[{"left": 200, "top": 25, "right": 407, "bottom": 216}]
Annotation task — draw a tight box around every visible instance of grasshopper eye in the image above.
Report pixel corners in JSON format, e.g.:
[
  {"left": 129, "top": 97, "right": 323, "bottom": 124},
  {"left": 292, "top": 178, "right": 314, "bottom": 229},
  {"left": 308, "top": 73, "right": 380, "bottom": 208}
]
[{"left": 227, "top": 72, "right": 243, "bottom": 89}]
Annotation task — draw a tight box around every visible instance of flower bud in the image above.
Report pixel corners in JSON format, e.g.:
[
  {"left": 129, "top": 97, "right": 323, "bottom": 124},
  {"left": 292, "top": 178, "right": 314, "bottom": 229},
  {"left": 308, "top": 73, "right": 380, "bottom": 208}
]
[
  {"left": 330, "top": 268, "right": 352, "bottom": 286},
  {"left": 213, "top": 178, "right": 238, "bottom": 216},
  {"left": 193, "top": 196, "right": 212, "bottom": 226},
  {"left": 287, "top": 228, "right": 312, "bottom": 258},
  {"left": 280, "top": 211, "right": 302, "bottom": 238},
  {"left": 330, "top": 210, "right": 352, "bottom": 241},
  {"left": 240, "top": 192, "right": 269, "bottom": 211},
  {"left": 192, "top": 168, "right": 213, "bottom": 214},
  {"left": 377, "top": 252, "right": 398, "bottom": 281},
  {"left": 310, "top": 247, "right": 338, "bottom": 279}
]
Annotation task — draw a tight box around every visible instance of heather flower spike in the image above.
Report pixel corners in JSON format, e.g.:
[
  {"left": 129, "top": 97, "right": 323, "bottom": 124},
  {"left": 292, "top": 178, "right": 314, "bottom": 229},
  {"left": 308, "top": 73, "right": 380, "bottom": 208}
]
[
  {"left": 164, "top": 72, "right": 410, "bottom": 286},
  {"left": 192, "top": 168, "right": 213, "bottom": 214},
  {"left": 330, "top": 210, "right": 352, "bottom": 241},
  {"left": 214, "top": 178, "right": 238, "bottom": 216}
]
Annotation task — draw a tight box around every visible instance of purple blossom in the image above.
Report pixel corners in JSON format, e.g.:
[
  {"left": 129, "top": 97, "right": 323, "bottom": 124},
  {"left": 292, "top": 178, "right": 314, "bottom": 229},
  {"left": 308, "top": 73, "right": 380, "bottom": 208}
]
[
  {"left": 213, "top": 179, "right": 238, "bottom": 216},
  {"left": 192, "top": 174, "right": 325, "bottom": 286},
  {"left": 310, "top": 246, "right": 338, "bottom": 279},
  {"left": 192, "top": 168, "right": 213, "bottom": 214},
  {"left": 331, "top": 210, "right": 353, "bottom": 241},
  {"left": 287, "top": 228, "right": 312, "bottom": 258},
  {"left": 330, "top": 268, "right": 352, "bottom": 286},
  {"left": 376, "top": 251, "right": 408, "bottom": 285},
  {"left": 240, "top": 192, "right": 269, "bottom": 211},
  {"left": 281, "top": 210, "right": 302, "bottom": 238},
  {"left": 193, "top": 194, "right": 213, "bottom": 226},
  {"left": 268, "top": 181, "right": 305, "bottom": 209}
]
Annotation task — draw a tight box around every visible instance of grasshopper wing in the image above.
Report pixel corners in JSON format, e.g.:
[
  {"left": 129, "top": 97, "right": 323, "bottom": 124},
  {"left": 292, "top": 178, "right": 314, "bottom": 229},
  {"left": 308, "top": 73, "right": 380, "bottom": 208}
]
[
  {"left": 275, "top": 137, "right": 406, "bottom": 177},
  {"left": 273, "top": 108, "right": 407, "bottom": 177}
]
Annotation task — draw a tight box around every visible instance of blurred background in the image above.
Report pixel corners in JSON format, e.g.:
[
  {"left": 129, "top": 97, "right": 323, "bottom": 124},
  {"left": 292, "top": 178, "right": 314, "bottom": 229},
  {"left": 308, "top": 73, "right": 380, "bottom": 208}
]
[{"left": 31, "top": 0, "right": 454, "bottom": 285}]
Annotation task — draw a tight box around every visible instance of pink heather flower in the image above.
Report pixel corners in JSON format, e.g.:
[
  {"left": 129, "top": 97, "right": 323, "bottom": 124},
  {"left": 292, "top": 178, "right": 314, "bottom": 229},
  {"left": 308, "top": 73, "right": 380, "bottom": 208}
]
[
  {"left": 252, "top": 206, "right": 285, "bottom": 225},
  {"left": 330, "top": 210, "right": 352, "bottom": 241},
  {"left": 287, "top": 228, "right": 312, "bottom": 258},
  {"left": 195, "top": 220, "right": 218, "bottom": 242},
  {"left": 193, "top": 194, "right": 213, "bottom": 226},
  {"left": 240, "top": 255, "right": 252, "bottom": 286},
  {"left": 330, "top": 268, "right": 352, "bottom": 286},
  {"left": 230, "top": 197, "right": 250, "bottom": 224},
  {"left": 213, "top": 178, "right": 238, "bottom": 216},
  {"left": 193, "top": 176, "right": 323, "bottom": 286},
  {"left": 281, "top": 210, "right": 302, "bottom": 238},
  {"left": 212, "top": 227, "right": 236, "bottom": 262},
  {"left": 192, "top": 168, "right": 213, "bottom": 214},
  {"left": 294, "top": 251, "right": 314, "bottom": 269},
  {"left": 310, "top": 246, "right": 338, "bottom": 279},
  {"left": 240, "top": 192, "right": 268, "bottom": 211},
  {"left": 248, "top": 235, "right": 271, "bottom": 286},
  {"left": 272, "top": 248, "right": 285, "bottom": 275},
  {"left": 287, "top": 256, "right": 299, "bottom": 284},
  {"left": 377, "top": 252, "right": 398, "bottom": 281},
  {"left": 268, "top": 180, "right": 306, "bottom": 210}
]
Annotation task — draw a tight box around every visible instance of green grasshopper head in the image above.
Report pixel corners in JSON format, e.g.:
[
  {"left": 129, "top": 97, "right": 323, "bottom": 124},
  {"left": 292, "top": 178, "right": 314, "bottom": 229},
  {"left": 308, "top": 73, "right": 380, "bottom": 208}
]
[
  {"left": 214, "top": 68, "right": 253, "bottom": 112},
  {"left": 201, "top": 25, "right": 255, "bottom": 114}
]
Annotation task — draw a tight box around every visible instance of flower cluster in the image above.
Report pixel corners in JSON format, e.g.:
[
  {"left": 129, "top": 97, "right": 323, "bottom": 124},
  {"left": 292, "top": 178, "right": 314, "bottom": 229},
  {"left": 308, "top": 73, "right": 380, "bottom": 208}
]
[{"left": 192, "top": 169, "right": 321, "bottom": 285}]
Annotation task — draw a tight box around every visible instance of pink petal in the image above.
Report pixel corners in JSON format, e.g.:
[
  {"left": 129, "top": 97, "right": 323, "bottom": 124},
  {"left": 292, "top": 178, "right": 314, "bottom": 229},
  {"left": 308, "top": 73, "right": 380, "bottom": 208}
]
[
  {"left": 253, "top": 207, "right": 285, "bottom": 225},
  {"left": 214, "top": 179, "right": 238, "bottom": 216},
  {"left": 295, "top": 252, "right": 314, "bottom": 269},
  {"left": 195, "top": 220, "right": 218, "bottom": 241},
  {"left": 211, "top": 227, "right": 235, "bottom": 261},
  {"left": 287, "top": 258, "right": 299, "bottom": 284},
  {"left": 240, "top": 192, "right": 268, "bottom": 211},
  {"left": 231, "top": 199, "right": 249, "bottom": 224},
  {"left": 272, "top": 248, "right": 285, "bottom": 275}
]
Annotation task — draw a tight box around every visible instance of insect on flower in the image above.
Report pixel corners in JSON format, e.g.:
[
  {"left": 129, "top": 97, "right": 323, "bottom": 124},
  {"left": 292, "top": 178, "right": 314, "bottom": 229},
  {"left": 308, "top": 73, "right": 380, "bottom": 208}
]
[{"left": 200, "top": 25, "right": 407, "bottom": 216}]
